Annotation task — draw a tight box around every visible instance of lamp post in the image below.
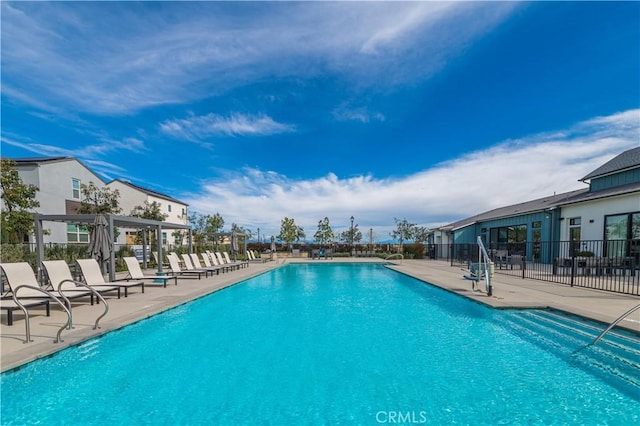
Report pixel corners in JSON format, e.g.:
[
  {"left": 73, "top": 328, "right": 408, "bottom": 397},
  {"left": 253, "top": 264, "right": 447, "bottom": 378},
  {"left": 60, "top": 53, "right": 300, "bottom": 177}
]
[
  {"left": 350, "top": 216, "right": 354, "bottom": 255},
  {"left": 257, "top": 227, "right": 260, "bottom": 251}
]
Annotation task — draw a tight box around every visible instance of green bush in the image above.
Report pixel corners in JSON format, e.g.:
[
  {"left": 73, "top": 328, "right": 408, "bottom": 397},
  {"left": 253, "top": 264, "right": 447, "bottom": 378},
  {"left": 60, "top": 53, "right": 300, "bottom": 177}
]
[
  {"left": 43, "top": 243, "right": 89, "bottom": 263},
  {"left": 0, "top": 244, "right": 36, "bottom": 268},
  {"left": 403, "top": 243, "right": 425, "bottom": 259}
]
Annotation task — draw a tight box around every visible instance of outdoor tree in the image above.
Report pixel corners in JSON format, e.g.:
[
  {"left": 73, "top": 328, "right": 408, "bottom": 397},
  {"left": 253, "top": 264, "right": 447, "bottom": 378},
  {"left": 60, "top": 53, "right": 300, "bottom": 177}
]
[
  {"left": 277, "top": 217, "right": 305, "bottom": 251},
  {"left": 0, "top": 159, "right": 40, "bottom": 243},
  {"left": 231, "top": 223, "right": 251, "bottom": 237},
  {"left": 76, "top": 182, "right": 122, "bottom": 215},
  {"left": 341, "top": 222, "right": 363, "bottom": 247},
  {"left": 130, "top": 201, "right": 169, "bottom": 245},
  {"left": 189, "top": 212, "right": 224, "bottom": 248},
  {"left": 390, "top": 217, "right": 416, "bottom": 253},
  {"left": 313, "top": 217, "right": 334, "bottom": 247},
  {"left": 74, "top": 182, "right": 121, "bottom": 239},
  {"left": 413, "top": 226, "right": 430, "bottom": 244}
]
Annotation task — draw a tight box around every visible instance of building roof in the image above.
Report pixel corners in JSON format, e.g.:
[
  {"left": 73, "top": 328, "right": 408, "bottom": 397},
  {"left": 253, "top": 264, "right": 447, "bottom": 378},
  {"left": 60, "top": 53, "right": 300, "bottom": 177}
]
[
  {"left": 4, "top": 156, "right": 69, "bottom": 164},
  {"left": 4, "top": 156, "right": 106, "bottom": 183},
  {"left": 552, "top": 181, "right": 640, "bottom": 206},
  {"left": 580, "top": 146, "right": 640, "bottom": 181},
  {"left": 108, "top": 179, "right": 187, "bottom": 206},
  {"left": 446, "top": 189, "right": 588, "bottom": 231},
  {"left": 446, "top": 180, "right": 640, "bottom": 232}
]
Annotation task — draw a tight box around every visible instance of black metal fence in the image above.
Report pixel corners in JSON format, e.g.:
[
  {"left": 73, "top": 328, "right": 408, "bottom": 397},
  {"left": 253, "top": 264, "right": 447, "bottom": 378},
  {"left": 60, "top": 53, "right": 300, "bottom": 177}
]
[{"left": 426, "top": 240, "right": 639, "bottom": 296}]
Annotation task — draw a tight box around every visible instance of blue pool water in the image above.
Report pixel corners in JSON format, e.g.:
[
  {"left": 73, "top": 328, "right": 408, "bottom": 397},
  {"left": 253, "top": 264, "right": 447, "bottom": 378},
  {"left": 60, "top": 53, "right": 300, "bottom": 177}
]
[{"left": 1, "top": 263, "right": 638, "bottom": 425}]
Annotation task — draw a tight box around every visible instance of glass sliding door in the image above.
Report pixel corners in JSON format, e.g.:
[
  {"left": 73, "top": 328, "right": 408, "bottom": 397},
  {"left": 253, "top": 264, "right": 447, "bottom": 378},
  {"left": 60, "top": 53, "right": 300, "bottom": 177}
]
[{"left": 605, "top": 213, "right": 629, "bottom": 258}]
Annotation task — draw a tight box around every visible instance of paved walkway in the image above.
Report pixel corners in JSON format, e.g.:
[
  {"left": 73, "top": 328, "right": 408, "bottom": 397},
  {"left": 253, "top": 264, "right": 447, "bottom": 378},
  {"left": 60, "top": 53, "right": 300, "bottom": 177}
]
[{"left": 2, "top": 258, "right": 639, "bottom": 373}]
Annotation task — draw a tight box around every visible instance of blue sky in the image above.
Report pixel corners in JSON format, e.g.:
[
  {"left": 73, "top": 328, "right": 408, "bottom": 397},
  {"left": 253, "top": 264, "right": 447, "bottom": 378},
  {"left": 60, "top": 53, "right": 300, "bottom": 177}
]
[{"left": 1, "top": 1, "right": 639, "bottom": 240}]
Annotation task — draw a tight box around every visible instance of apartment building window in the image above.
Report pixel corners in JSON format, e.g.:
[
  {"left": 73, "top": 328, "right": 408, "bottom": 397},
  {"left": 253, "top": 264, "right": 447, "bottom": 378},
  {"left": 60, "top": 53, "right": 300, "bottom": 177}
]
[
  {"left": 72, "top": 179, "right": 81, "bottom": 199},
  {"left": 67, "top": 224, "right": 89, "bottom": 243},
  {"left": 162, "top": 232, "right": 167, "bottom": 245},
  {"left": 604, "top": 211, "right": 640, "bottom": 259},
  {"left": 168, "top": 204, "right": 172, "bottom": 213},
  {"left": 489, "top": 224, "right": 527, "bottom": 253}
]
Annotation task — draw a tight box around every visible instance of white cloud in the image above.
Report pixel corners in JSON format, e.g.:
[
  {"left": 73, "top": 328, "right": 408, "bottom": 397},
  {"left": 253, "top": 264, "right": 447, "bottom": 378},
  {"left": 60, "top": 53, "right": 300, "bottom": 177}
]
[
  {"left": 160, "top": 113, "right": 295, "bottom": 140},
  {"left": 182, "top": 109, "right": 640, "bottom": 239},
  {"left": 332, "top": 105, "right": 386, "bottom": 123},
  {"left": 1, "top": 2, "right": 520, "bottom": 115},
  {"left": 1, "top": 134, "right": 147, "bottom": 180}
]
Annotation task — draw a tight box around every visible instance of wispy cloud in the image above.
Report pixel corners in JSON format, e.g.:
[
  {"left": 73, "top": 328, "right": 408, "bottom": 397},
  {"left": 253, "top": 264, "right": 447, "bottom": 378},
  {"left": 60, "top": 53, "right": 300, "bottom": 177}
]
[
  {"left": 1, "top": 2, "right": 520, "bottom": 115},
  {"left": 160, "top": 113, "right": 295, "bottom": 140},
  {"left": 183, "top": 109, "right": 640, "bottom": 238},
  {"left": 332, "top": 105, "right": 385, "bottom": 123},
  {"left": 1, "top": 133, "right": 147, "bottom": 180}
]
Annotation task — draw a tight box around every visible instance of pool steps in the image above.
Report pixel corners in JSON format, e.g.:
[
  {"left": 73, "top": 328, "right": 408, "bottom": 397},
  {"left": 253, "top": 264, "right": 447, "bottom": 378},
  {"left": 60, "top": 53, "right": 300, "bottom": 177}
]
[{"left": 500, "top": 309, "right": 640, "bottom": 394}]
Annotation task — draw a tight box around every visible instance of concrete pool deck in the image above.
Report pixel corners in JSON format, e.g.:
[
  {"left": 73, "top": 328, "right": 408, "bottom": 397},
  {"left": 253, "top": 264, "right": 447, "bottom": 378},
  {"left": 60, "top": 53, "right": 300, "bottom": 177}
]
[{"left": 2, "top": 258, "right": 639, "bottom": 373}]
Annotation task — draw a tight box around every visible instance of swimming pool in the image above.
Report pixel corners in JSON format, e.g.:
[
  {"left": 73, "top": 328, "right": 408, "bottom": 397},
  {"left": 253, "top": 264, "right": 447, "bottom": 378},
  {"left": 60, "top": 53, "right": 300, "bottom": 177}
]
[{"left": 1, "top": 263, "right": 638, "bottom": 425}]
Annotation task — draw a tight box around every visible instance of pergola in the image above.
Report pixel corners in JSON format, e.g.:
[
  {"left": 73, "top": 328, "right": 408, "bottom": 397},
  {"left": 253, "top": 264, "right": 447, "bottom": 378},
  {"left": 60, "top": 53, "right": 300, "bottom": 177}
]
[
  {"left": 34, "top": 213, "right": 192, "bottom": 281},
  {"left": 208, "top": 231, "right": 248, "bottom": 261}
]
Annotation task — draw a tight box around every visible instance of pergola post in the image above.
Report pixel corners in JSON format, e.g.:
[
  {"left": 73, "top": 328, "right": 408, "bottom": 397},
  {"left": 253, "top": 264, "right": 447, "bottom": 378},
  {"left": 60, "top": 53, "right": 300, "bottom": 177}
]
[
  {"left": 142, "top": 228, "right": 148, "bottom": 269},
  {"left": 34, "top": 213, "right": 44, "bottom": 284},
  {"left": 156, "top": 225, "right": 163, "bottom": 274},
  {"left": 108, "top": 215, "right": 116, "bottom": 282}
]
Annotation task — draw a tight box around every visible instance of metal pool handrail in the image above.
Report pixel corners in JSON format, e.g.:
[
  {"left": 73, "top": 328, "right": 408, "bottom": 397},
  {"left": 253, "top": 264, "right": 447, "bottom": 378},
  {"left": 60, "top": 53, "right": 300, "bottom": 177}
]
[
  {"left": 592, "top": 303, "right": 640, "bottom": 346},
  {"left": 57, "top": 279, "right": 109, "bottom": 330},
  {"left": 476, "top": 236, "right": 493, "bottom": 296},
  {"left": 12, "top": 285, "right": 71, "bottom": 344},
  {"left": 385, "top": 254, "right": 403, "bottom": 264}
]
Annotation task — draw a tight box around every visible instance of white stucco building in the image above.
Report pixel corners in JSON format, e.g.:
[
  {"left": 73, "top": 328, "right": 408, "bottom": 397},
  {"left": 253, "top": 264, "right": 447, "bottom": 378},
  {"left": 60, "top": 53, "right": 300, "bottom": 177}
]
[
  {"left": 7, "top": 157, "right": 106, "bottom": 244},
  {"left": 106, "top": 179, "right": 189, "bottom": 247}
]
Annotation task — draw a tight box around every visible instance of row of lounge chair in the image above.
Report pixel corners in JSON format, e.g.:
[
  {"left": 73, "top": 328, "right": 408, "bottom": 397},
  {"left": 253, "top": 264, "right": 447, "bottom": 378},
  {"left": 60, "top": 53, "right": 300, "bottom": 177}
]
[{"left": 0, "top": 250, "right": 254, "bottom": 343}]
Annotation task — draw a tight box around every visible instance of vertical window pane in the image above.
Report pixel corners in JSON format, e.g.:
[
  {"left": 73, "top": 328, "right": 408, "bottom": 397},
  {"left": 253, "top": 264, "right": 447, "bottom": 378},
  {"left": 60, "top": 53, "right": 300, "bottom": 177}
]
[
  {"left": 605, "top": 214, "right": 628, "bottom": 240},
  {"left": 631, "top": 213, "right": 640, "bottom": 239},
  {"left": 605, "top": 214, "right": 627, "bottom": 258},
  {"left": 72, "top": 179, "right": 80, "bottom": 199}
]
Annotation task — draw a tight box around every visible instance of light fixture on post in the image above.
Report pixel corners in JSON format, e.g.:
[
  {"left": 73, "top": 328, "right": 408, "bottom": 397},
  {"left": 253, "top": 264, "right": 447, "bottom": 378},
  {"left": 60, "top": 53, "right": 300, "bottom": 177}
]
[{"left": 350, "top": 216, "right": 354, "bottom": 255}]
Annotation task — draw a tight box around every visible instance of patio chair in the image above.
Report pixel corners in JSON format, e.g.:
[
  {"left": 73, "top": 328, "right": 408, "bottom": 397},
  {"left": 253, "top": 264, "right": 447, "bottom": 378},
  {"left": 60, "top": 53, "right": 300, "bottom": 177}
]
[
  {"left": 223, "top": 252, "right": 248, "bottom": 268},
  {"left": 247, "top": 250, "right": 267, "bottom": 263},
  {"left": 41, "top": 260, "right": 104, "bottom": 305},
  {"left": 180, "top": 253, "right": 214, "bottom": 277},
  {"left": 215, "top": 252, "right": 240, "bottom": 271},
  {"left": 189, "top": 253, "right": 221, "bottom": 275},
  {"left": 41, "top": 259, "right": 111, "bottom": 330},
  {"left": 0, "top": 263, "right": 52, "bottom": 327},
  {"left": 166, "top": 253, "right": 207, "bottom": 280},
  {"left": 76, "top": 258, "right": 144, "bottom": 297},
  {"left": 122, "top": 257, "right": 178, "bottom": 287},
  {"left": 0, "top": 262, "right": 72, "bottom": 343},
  {"left": 206, "top": 250, "right": 232, "bottom": 273}
]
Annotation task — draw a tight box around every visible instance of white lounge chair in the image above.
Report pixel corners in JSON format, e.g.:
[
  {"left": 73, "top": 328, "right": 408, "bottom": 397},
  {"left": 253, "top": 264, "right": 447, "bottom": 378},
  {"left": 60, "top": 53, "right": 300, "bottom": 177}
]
[
  {"left": 0, "top": 262, "right": 73, "bottom": 343},
  {"left": 166, "top": 253, "right": 207, "bottom": 279},
  {"left": 180, "top": 253, "right": 214, "bottom": 277},
  {"left": 215, "top": 252, "right": 239, "bottom": 271},
  {"left": 205, "top": 250, "right": 233, "bottom": 273},
  {"left": 200, "top": 252, "right": 228, "bottom": 273},
  {"left": 247, "top": 250, "right": 267, "bottom": 263},
  {"left": 41, "top": 260, "right": 111, "bottom": 330},
  {"left": 76, "top": 258, "right": 144, "bottom": 297},
  {"left": 189, "top": 253, "right": 221, "bottom": 275},
  {"left": 0, "top": 262, "right": 52, "bottom": 327},
  {"left": 223, "top": 251, "right": 248, "bottom": 268},
  {"left": 122, "top": 257, "right": 178, "bottom": 287},
  {"left": 41, "top": 259, "right": 105, "bottom": 304}
]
